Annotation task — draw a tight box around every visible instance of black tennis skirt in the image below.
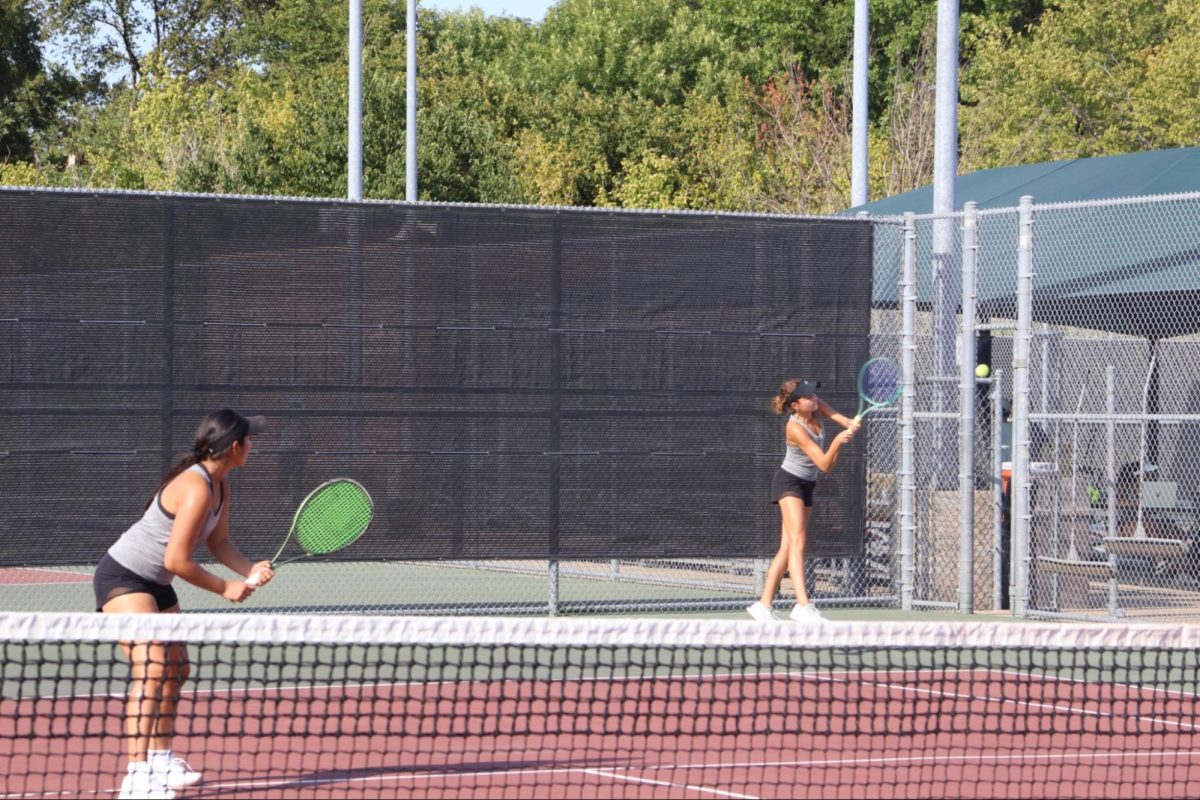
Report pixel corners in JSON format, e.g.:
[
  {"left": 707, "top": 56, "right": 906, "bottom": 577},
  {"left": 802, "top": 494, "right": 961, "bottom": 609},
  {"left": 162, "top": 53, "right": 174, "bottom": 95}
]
[
  {"left": 93, "top": 553, "right": 179, "bottom": 612},
  {"left": 771, "top": 467, "right": 816, "bottom": 506}
]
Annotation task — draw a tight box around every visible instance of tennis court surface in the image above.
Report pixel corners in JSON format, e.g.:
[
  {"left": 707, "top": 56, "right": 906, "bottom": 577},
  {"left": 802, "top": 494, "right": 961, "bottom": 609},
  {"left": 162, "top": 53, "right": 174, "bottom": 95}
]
[{"left": 3, "top": 614, "right": 1200, "bottom": 799}]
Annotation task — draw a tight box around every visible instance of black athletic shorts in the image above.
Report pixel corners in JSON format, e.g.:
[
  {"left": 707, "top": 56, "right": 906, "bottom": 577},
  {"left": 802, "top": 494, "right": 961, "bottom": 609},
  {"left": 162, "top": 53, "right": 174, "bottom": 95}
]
[
  {"left": 93, "top": 553, "right": 179, "bottom": 612},
  {"left": 771, "top": 467, "right": 816, "bottom": 507}
]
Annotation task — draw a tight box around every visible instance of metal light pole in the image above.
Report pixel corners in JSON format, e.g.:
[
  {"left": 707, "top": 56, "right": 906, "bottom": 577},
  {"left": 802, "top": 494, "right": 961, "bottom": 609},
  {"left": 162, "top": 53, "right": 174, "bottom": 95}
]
[
  {"left": 851, "top": 0, "right": 869, "bottom": 208},
  {"left": 348, "top": 0, "right": 363, "bottom": 200},
  {"left": 406, "top": 0, "right": 418, "bottom": 202},
  {"left": 931, "top": 0, "right": 960, "bottom": 487}
]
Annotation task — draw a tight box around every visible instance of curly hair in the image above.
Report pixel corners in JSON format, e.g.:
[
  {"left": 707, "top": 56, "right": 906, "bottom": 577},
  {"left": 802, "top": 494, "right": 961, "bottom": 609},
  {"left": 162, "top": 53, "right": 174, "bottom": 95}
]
[{"left": 772, "top": 379, "right": 803, "bottom": 415}]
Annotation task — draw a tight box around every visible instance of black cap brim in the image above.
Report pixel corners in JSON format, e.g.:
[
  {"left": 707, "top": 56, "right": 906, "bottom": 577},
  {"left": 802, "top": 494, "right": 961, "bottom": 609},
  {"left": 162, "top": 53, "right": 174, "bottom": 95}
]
[{"left": 788, "top": 379, "right": 821, "bottom": 403}]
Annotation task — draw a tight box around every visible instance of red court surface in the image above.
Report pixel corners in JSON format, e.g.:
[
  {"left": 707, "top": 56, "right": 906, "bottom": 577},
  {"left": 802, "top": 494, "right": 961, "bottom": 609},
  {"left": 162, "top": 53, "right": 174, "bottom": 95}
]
[
  {"left": 0, "top": 568, "right": 92, "bottom": 586},
  {"left": 3, "top": 669, "right": 1200, "bottom": 799}
]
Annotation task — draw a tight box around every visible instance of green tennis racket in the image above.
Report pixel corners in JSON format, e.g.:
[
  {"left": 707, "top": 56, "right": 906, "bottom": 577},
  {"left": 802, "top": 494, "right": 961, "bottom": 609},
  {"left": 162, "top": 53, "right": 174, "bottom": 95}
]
[
  {"left": 247, "top": 478, "right": 373, "bottom": 587},
  {"left": 853, "top": 357, "right": 903, "bottom": 422}
]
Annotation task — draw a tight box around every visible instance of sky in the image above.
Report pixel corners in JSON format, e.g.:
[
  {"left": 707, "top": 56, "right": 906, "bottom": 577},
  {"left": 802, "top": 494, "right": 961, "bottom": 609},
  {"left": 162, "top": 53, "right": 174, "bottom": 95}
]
[
  {"left": 44, "top": 0, "right": 559, "bottom": 80},
  {"left": 420, "top": 0, "right": 558, "bottom": 22}
]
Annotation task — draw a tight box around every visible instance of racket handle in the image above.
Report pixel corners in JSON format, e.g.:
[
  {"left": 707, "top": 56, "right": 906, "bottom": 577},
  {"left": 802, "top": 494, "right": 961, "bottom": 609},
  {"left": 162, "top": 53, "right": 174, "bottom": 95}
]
[
  {"left": 852, "top": 414, "right": 862, "bottom": 423},
  {"left": 246, "top": 570, "right": 262, "bottom": 588}
]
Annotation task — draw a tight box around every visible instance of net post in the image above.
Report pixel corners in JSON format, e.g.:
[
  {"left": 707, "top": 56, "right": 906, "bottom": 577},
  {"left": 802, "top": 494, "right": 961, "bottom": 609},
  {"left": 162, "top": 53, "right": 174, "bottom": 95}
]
[
  {"left": 900, "top": 212, "right": 918, "bottom": 611},
  {"left": 958, "top": 202, "right": 978, "bottom": 614},
  {"left": 1011, "top": 195, "right": 1034, "bottom": 618}
]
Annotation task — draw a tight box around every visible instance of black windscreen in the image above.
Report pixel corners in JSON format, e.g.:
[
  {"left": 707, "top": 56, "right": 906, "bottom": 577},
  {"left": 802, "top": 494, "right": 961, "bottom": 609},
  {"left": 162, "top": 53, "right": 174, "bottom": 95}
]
[{"left": 0, "top": 190, "right": 872, "bottom": 565}]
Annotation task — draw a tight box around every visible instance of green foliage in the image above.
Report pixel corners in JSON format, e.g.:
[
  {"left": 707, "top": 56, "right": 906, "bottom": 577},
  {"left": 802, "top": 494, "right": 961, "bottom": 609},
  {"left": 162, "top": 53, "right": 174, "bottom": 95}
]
[
  {"left": 0, "top": 160, "right": 40, "bottom": 184},
  {"left": 961, "top": 0, "right": 1174, "bottom": 168},
  {"left": 13, "top": 0, "right": 1197, "bottom": 211},
  {"left": 1130, "top": 0, "right": 1200, "bottom": 146},
  {"left": 1, "top": 0, "right": 89, "bottom": 170}
]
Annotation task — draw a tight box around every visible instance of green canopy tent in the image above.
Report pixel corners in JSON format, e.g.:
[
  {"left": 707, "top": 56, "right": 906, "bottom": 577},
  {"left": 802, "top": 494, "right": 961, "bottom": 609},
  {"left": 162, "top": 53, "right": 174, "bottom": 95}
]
[{"left": 847, "top": 147, "right": 1200, "bottom": 215}]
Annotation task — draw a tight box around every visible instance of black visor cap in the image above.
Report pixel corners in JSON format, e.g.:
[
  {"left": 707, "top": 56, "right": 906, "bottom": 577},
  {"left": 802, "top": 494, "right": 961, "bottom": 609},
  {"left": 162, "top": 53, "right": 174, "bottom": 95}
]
[{"left": 788, "top": 380, "right": 821, "bottom": 403}]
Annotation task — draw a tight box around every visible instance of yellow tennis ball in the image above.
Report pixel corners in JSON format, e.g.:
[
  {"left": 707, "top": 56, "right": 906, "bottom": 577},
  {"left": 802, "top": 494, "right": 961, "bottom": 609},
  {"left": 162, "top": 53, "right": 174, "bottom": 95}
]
[{"left": 975, "top": 363, "right": 990, "bottom": 379}]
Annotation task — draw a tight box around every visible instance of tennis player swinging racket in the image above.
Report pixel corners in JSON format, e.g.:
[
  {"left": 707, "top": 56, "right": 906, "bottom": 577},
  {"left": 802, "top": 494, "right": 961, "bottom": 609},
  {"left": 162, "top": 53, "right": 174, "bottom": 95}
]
[{"left": 747, "top": 358, "right": 902, "bottom": 625}]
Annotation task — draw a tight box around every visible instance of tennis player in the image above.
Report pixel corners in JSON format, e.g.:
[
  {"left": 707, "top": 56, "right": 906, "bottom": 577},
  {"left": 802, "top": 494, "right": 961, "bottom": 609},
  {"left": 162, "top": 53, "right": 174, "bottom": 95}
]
[
  {"left": 93, "top": 409, "right": 275, "bottom": 799},
  {"left": 747, "top": 379, "right": 858, "bottom": 624}
]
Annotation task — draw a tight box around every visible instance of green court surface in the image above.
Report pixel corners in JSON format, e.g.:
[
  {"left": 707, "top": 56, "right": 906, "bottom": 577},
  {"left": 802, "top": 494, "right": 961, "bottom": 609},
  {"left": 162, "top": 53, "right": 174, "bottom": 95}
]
[{"left": 0, "top": 560, "right": 973, "bottom": 622}]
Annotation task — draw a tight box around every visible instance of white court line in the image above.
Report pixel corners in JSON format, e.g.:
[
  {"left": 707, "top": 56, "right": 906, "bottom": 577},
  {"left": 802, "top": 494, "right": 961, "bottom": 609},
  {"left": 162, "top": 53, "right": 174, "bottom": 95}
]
[
  {"left": 973, "top": 664, "right": 1200, "bottom": 701},
  {"left": 646, "top": 747, "right": 1200, "bottom": 773},
  {"left": 5, "top": 747, "right": 1200, "bottom": 800},
  {"left": 846, "top": 673, "right": 1200, "bottom": 733},
  {"left": 583, "top": 768, "right": 758, "bottom": 799},
  {"left": 151, "top": 762, "right": 757, "bottom": 798}
]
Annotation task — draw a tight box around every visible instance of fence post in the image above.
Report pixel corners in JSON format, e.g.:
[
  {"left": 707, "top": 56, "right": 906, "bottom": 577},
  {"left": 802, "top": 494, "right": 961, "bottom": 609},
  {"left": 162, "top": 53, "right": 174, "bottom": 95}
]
[
  {"left": 900, "top": 213, "right": 918, "bottom": 611},
  {"left": 991, "top": 368, "right": 1005, "bottom": 610},
  {"left": 1105, "top": 366, "right": 1120, "bottom": 617},
  {"left": 958, "top": 202, "right": 978, "bottom": 614},
  {"left": 1011, "top": 196, "right": 1034, "bottom": 617}
]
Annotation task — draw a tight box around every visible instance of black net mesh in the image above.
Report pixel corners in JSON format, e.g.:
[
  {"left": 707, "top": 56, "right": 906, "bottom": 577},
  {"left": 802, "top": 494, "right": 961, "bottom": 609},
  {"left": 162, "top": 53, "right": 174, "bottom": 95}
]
[{"left": 4, "top": 613, "right": 1200, "bottom": 798}]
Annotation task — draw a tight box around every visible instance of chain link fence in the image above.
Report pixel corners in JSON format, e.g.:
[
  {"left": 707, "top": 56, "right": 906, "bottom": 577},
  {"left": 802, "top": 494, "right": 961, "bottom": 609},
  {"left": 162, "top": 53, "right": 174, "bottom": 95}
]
[{"left": 864, "top": 191, "right": 1200, "bottom": 621}]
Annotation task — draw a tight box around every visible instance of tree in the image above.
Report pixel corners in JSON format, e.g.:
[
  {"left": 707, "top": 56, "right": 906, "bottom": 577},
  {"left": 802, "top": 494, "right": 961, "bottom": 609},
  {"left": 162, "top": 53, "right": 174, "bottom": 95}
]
[
  {"left": 1130, "top": 0, "right": 1200, "bottom": 147},
  {"left": 746, "top": 66, "right": 853, "bottom": 213},
  {"left": 1, "top": 0, "right": 90, "bottom": 177},
  {"left": 1, "top": 0, "right": 48, "bottom": 161},
  {"left": 35, "top": 0, "right": 270, "bottom": 87},
  {"left": 960, "top": 0, "right": 1172, "bottom": 169}
]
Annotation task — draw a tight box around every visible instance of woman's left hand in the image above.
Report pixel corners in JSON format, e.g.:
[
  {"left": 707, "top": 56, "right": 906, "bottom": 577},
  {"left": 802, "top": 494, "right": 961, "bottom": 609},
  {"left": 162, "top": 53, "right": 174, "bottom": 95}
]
[{"left": 247, "top": 560, "right": 275, "bottom": 586}]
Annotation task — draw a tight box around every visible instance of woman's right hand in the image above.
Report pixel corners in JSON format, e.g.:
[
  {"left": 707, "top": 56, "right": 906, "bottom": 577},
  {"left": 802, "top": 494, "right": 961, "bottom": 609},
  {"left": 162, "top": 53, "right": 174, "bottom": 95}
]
[
  {"left": 222, "top": 580, "right": 255, "bottom": 603},
  {"left": 835, "top": 428, "right": 857, "bottom": 445}
]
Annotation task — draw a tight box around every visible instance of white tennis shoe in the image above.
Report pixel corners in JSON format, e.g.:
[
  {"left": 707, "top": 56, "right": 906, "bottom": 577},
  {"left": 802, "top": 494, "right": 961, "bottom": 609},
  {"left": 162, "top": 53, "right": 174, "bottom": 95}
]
[
  {"left": 151, "top": 751, "right": 204, "bottom": 790},
  {"left": 117, "top": 763, "right": 175, "bottom": 800},
  {"left": 788, "top": 603, "right": 826, "bottom": 624},
  {"left": 745, "top": 602, "right": 779, "bottom": 622}
]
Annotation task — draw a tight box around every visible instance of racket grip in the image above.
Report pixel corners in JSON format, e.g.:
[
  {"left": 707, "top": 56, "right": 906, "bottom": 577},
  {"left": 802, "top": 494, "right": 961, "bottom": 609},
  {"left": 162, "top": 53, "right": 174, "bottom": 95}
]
[
  {"left": 852, "top": 414, "right": 862, "bottom": 423},
  {"left": 246, "top": 570, "right": 262, "bottom": 588}
]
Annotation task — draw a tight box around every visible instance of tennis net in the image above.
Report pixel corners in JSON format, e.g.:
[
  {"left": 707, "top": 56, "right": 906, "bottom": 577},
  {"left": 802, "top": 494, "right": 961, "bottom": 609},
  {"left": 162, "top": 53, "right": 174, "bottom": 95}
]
[{"left": 3, "top": 613, "right": 1200, "bottom": 798}]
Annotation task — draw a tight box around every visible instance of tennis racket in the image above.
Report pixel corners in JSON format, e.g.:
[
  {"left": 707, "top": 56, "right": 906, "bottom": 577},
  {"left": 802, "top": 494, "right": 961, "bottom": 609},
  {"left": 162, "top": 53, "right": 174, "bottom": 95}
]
[
  {"left": 247, "top": 478, "right": 373, "bottom": 587},
  {"left": 852, "top": 357, "right": 903, "bottom": 422}
]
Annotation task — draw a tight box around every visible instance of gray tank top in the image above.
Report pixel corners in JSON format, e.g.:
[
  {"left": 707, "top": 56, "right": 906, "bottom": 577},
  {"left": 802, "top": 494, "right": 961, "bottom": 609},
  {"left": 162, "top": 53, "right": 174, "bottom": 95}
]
[
  {"left": 781, "top": 414, "right": 823, "bottom": 481},
  {"left": 107, "top": 463, "right": 224, "bottom": 584}
]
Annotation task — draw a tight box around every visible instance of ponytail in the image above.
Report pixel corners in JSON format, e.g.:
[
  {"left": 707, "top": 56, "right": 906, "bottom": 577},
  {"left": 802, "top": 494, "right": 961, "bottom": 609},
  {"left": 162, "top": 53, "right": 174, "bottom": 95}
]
[
  {"left": 772, "top": 379, "right": 801, "bottom": 416},
  {"left": 144, "top": 409, "right": 248, "bottom": 509}
]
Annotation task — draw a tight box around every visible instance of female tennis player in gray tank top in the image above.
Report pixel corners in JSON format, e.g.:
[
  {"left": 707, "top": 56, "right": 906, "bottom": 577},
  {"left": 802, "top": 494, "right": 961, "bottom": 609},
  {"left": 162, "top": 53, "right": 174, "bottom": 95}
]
[
  {"left": 746, "top": 378, "right": 859, "bottom": 624},
  {"left": 93, "top": 409, "right": 275, "bottom": 800}
]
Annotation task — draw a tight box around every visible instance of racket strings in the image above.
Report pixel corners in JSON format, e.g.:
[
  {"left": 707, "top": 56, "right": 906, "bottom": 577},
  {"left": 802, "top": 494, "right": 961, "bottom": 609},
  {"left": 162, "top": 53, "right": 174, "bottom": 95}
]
[
  {"left": 860, "top": 359, "right": 901, "bottom": 405},
  {"left": 294, "top": 481, "right": 374, "bottom": 555}
]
